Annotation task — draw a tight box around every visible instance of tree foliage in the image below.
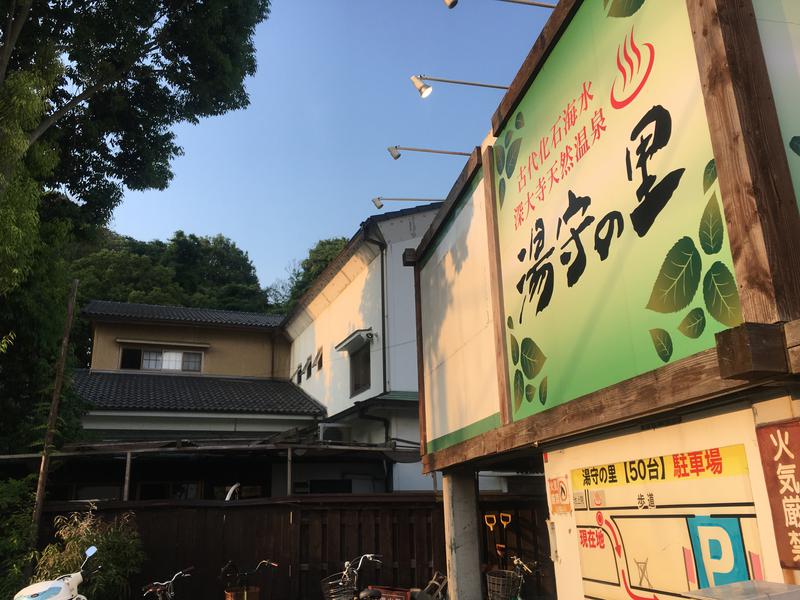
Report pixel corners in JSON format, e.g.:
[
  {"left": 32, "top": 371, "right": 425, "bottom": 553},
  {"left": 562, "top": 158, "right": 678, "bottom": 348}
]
[
  {"left": 0, "top": 475, "right": 35, "bottom": 599},
  {"left": 34, "top": 509, "right": 145, "bottom": 600},
  {"left": 0, "top": 0, "right": 270, "bottom": 294}
]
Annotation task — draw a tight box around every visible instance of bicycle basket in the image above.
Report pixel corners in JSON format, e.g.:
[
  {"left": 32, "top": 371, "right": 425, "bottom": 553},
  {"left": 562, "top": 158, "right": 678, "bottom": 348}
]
[
  {"left": 486, "top": 569, "right": 522, "bottom": 600},
  {"left": 321, "top": 572, "right": 357, "bottom": 600},
  {"left": 224, "top": 586, "right": 260, "bottom": 600}
]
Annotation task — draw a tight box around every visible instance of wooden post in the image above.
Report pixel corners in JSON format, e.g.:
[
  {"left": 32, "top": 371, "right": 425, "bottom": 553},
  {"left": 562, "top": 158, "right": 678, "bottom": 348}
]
[
  {"left": 442, "top": 468, "right": 483, "bottom": 600},
  {"left": 287, "top": 447, "right": 293, "bottom": 496},
  {"left": 32, "top": 279, "right": 79, "bottom": 538},
  {"left": 123, "top": 452, "right": 132, "bottom": 501}
]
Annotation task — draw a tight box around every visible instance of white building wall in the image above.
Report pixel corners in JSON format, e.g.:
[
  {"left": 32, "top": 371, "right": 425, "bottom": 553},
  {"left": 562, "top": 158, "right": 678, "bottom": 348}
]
[{"left": 290, "top": 253, "right": 384, "bottom": 417}]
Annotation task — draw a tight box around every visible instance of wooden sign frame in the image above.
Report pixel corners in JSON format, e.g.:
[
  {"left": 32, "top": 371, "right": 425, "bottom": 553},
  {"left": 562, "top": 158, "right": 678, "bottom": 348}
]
[{"left": 414, "top": 0, "right": 800, "bottom": 473}]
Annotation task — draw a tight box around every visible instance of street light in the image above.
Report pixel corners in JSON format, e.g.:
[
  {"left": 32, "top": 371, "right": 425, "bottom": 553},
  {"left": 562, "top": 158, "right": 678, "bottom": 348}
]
[
  {"left": 410, "top": 74, "right": 509, "bottom": 98},
  {"left": 387, "top": 145, "right": 471, "bottom": 160},
  {"left": 444, "top": 0, "right": 556, "bottom": 7},
  {"left": 372, "top": 197, "right": 443, "bottom": 210}
]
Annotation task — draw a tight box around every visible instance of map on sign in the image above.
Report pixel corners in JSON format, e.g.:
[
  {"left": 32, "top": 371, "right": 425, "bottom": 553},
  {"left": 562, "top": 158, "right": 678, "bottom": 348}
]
[{"left": 570, "top": 444, "right": 763, "bottom": 599}]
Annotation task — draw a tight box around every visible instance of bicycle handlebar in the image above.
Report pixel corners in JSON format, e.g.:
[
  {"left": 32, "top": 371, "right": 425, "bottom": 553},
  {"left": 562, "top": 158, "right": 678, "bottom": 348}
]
[
  {"left": 511, "top": 556, "right": 534, "bottom": 574},
  {"left": 142, "top": 567, "right": 193, "bottom": 594}
]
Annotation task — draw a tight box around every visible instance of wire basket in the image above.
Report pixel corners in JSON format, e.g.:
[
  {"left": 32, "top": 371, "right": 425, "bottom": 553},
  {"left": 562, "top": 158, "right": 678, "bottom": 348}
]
[
  {"left": 224, "top": 586, "right": 260, "bottom": 600},
  {"left": 321, "top": 572, "right": 356, "bottom": 600},
  {"left": 486, "top": 569, "right": 522, "bottom": 600}
]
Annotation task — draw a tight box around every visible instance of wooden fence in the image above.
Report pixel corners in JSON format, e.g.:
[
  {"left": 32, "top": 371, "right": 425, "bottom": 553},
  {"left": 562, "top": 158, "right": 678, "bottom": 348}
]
[{"left": 44, "top": 493, "right": 555, "bottom": 600}]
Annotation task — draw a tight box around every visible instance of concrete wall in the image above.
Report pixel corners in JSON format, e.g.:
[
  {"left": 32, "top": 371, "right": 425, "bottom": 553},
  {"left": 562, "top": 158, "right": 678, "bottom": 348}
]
[
  {"left": 419, "top": 173, "right": 502, "bottom": 452},
  {"left": 91, "top": 322, "right": 287, "bottom": 378},
  {"left": 542, "top": 397, "right": 800, "bottom": 598}
]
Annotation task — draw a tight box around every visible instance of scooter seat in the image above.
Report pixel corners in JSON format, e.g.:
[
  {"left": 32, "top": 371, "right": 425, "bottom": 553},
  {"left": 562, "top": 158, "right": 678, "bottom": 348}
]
[{"left": 359, "top": 590, "right": 382, "bottom": 599}]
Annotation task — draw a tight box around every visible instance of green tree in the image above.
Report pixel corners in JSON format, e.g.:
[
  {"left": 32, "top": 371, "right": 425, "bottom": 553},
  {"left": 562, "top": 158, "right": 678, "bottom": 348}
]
[
  {"left": 0, "top": 0, "right": 270, "bottom": 293},
  {"left": 270, "top": 237, "right": 348, "bottom": 315}
]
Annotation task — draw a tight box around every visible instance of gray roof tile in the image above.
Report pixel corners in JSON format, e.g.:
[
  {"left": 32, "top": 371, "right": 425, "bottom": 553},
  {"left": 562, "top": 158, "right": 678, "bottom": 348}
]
[
  {"left": 73, "top": 370, "right": 324, "bottom": 416},
  {"left": 82, "top": 300, "right": 283, "bottom": 329}
]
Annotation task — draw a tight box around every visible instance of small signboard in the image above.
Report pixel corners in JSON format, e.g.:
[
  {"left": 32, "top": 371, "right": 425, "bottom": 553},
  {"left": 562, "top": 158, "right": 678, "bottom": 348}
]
[
  {"left": 755, "top": 419, "right": 800, "bottom": 569},
  {"left": 548, "top": 475, "right": 572, "bottom": 514}
]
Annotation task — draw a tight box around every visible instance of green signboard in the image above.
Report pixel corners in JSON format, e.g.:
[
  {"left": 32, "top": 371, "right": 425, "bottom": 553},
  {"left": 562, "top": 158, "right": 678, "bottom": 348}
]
[
  {"left": 494, "top": 0, "right": 742, "bottom": 422},
  {"left": 754, "top": 0, "right": 800, "bottom": 212}
]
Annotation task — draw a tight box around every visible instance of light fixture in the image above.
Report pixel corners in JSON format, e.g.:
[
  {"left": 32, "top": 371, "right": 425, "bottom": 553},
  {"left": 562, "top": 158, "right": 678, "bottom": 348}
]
[
  {"left": 410, "top": 75, "right": 432, "bottom": 98},
  {"left": 387, "top": 145, "right": 471, "bottom": 160},
  {"left": 372, "top": 197, "right": 444, "bottom": 210},
  {"left": 411, "top": 74, "right": 509, "bottom": 98},
  {"left": 445, "top": 0, "right": 555, "bottom": 7},
  {"left": 444, "top": 0, "right": 458, "bottom": 7}
]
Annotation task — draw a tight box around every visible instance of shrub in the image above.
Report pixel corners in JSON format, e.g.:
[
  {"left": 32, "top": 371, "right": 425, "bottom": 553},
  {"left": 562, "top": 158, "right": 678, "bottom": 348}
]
[
  {"left": 35, "top": 508, "right": 145, "bottom": 600},
  {"left": 0, "top": 476, "right": 36, "bottom": 598}
]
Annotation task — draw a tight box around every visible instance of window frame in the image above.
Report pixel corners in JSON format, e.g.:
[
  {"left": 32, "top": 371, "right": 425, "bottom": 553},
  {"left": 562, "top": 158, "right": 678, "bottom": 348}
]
[
  {"left": 119, "top": 347, "right": 204, "bottom": 373},
  {"left": 349, "top": 342, "right": 371, "bottom": 397}
]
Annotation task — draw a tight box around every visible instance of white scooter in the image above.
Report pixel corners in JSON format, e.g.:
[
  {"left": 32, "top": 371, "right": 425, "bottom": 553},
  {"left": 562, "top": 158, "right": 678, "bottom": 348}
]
[{"left": 14, "top": 546, "right": 99, "bottom": 600}]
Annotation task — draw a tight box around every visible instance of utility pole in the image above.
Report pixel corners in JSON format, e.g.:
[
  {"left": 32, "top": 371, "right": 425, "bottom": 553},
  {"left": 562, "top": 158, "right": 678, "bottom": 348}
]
[{"left": 31, "top": 279, "right": 79, "bottom": 539}]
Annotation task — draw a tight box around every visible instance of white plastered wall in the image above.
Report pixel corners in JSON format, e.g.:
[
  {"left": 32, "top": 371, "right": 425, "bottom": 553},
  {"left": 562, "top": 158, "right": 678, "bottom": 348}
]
[{"left": 543, "top": 399, "right": 793, "bottom": 598}]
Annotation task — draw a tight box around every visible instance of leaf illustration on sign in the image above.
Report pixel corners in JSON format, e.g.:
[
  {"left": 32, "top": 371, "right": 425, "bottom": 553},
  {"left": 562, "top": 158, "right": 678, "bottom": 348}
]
[
  {"left": 603, "top": 0, "right": 645, "bottom": 18},
  {"left": 539, "top": 376, "right": 548, "bottom": 405},
  {"left": 515, "top": 112, "right": 525, "bottom": 130},
  {"left": 505, "top": 130, "right": 513, "bottom": 148},
  {"left": 703, "top": 261, "right": 743, "bottom": 327},
  {"left": 790, "top": 136, "right": 800, "bottom": 157},
  {"left": 520, "top": 337, "right": 546, "bottom": 379},
  {"left": 514, "top": 369, "right": 524, "bottom": 411},
  {"left": 649, "top": 328, "right": 673, "bottom": 363},
  {"left": 525, "top": 384, "right": 536, "bottom": 403},
  {"left": 495, "top": 144, "right": 506, "bottom": 176},
  {"left": 505, "top": 138, "right": 522, "bottom": 179},
  {"left": 646, "top": 236, "right": 701, "bottom": 313},
  {"left": 703, "top": 158, "right": 717, "bottom": 193},
  {"left": 499, "top": 178, "right": 506, "bottom": 207},
  {"left": 510, "top": 334, "right": 520, "bottom": 366},
  {"left": 507, "top": 316, "right": 514, "bottom": 330},
  {"left": 678, "top": 307, "right": 706, "bottom": 339},
  {"left": 699, "top": 192, "right": 723, "bottom": 255}
]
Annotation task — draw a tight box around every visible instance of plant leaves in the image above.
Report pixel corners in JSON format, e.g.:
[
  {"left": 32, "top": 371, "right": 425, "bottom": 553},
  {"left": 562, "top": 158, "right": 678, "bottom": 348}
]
[
  {"left": 513, "top": 369, "right": 524, "bottom": 411},
  {"left": 649, "top": 328, "right": 673, "bottom": 363},
  {"left": 495, "top": 144, "right": 505, "bottom": 176},
  {"left": 539, "top": 376, "right": 548, "bottom": 405},
  {"left": 703, "top": 159, "right": 717, "bottom": 193},
  {"left": 507, "top": 316, "right": 513, "bottom": 330},
  {"left": 499, "top": 178, "right": 506, "bottom": 208},
  {"left": 505, "top": 138, "right": 522, "bottom": 179},
  {"left": 525, "top": 384, "right": 536, "bottom": 403},
  {"left": 646, "top": 237, "right": 702, "bottom": 313},
  {"left": 791, "top": 136, "right": 800, "bottom": 157},
  {"left": 520, "top": 337, "right": 546, "bottom": 379},
  {"left": 603, "top": 0, "right": 646, "bottom": 18},
  {"left": 510, "top": 334, "right": 520, "bottom": 366},
  {"left": 703, "top": 261, "right": 743, "bottom": 327},
  {"left": 504, "top": 131, "right": 513, "bottom": 148},
  {"left": 515, "top": 112, "right": 525, "bottom": 130},
  {"left": 699, "top": 192, "right": 723, "bottom": 255},
  {"left": 678, "top": 307, "right": 706, "bottom": 339}
]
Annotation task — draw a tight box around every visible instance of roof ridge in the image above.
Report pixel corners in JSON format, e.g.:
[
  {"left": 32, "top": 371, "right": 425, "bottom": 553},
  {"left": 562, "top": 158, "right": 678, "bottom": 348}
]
[{"left": 85, "top": 299, "right": 283, "bottom": 319}]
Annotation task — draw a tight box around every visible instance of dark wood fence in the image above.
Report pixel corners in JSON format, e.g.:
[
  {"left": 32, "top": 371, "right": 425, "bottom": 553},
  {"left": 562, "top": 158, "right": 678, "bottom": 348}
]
[{"left": 44, "top": 493, "right": 555, "bottom": 600}]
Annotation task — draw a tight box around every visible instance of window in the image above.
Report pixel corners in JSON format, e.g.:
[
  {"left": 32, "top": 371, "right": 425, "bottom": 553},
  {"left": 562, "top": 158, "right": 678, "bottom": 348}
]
[
  {"left": 182, "top": 352, "right": 202, "bottom": 372},
  {"left": 120, "top": 348, "right": 203, "bottom": 372},
  {"left": 315, "top": 347, "right": 323, "bottom": 371},
  {"left": 142, "top": 350, "right": 163, "bottom": 370},
  {"left": 350, "top": 343, "right": 370, "bottom": 397},
  {"left": 304, "top": 356, "right": 312, "bottom": 379},
  {"left": 120, "top": 348, "right": 142, "bottom": 370},
  {"left": 296, "top": 365, "right": 303, "bottom": 385}
]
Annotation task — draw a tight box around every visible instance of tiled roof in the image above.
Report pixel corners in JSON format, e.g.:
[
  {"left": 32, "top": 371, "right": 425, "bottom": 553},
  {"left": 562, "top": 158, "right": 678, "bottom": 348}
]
[
  {"left": 73, "top": 370, "right": 325, "bottom": 416},
  {"left": 82, "top": 300, "right": 283, "bottom": 329}
]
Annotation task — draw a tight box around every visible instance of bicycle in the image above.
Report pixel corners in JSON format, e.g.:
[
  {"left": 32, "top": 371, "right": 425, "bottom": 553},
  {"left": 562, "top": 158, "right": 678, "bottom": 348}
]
[
  {"left": 142, "top": 567, "right": 194, "bottom": 600},
  {"left": 320, "top": 553, "right": 383, "bottom": 600},
  {"left": 410, "top": 571, "right": 448, "bottom": 600},
  {"left": 485, "top": 555, "right": 536, "bottom": 600},
  {"left": 219, "top": 559, "right": 278, "bottom": 600}
]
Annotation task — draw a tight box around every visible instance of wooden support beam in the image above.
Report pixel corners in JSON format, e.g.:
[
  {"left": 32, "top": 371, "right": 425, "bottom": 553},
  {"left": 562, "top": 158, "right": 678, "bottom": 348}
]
[
  {"left": 784, "top": 319, "right": 800, "bottom": 374},
  {"left": 123, "top": 451, "right": 132, "bottom": 501},
  {"left": 686, "top": 0, "right": 800, "bottom": 324},
  {"left": 715, "top": 323, "right": 788, "bottom": 379}
]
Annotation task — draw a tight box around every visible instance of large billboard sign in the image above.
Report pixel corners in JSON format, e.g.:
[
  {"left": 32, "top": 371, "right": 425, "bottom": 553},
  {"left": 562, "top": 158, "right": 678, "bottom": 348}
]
[{"left": 493, "top": 0, "right": 741, "bottom": 422}]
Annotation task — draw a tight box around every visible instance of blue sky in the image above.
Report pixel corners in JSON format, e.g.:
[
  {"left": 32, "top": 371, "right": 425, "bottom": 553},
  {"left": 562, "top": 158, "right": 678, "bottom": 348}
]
[{"left": 111, "top": 0, "right": 550, "bottom": 286}]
